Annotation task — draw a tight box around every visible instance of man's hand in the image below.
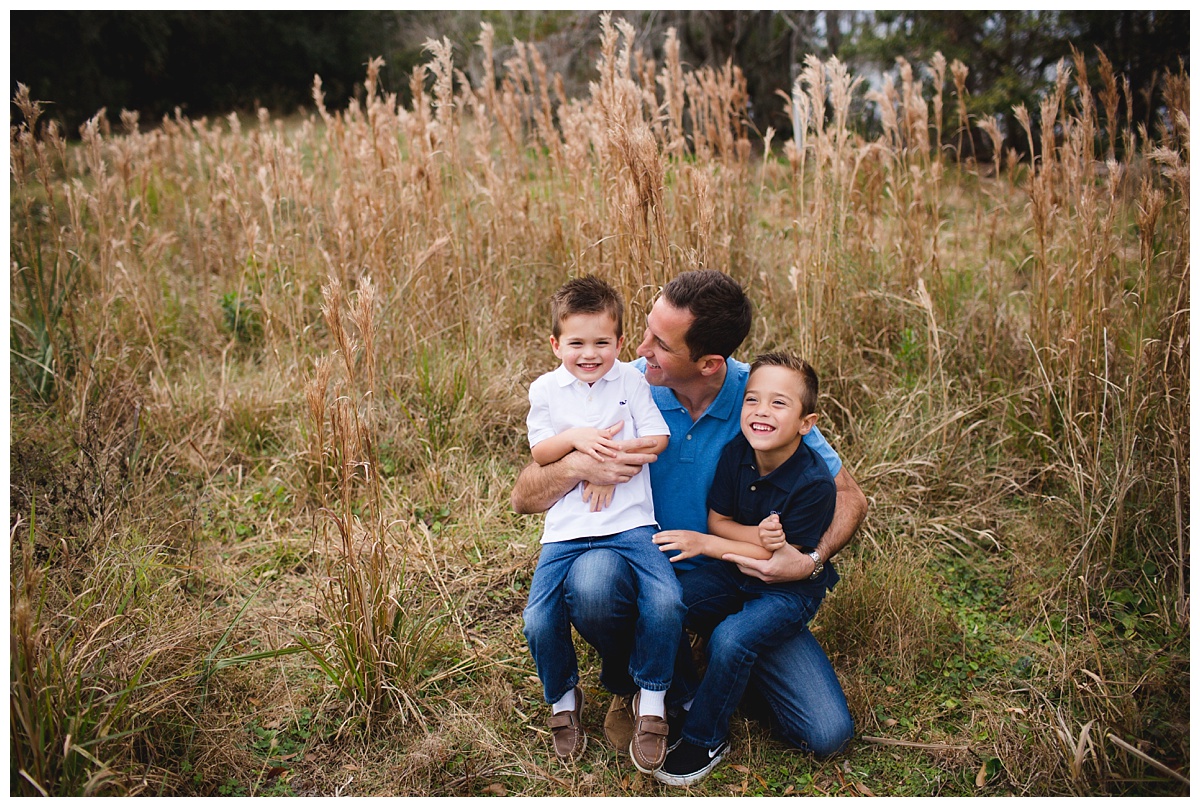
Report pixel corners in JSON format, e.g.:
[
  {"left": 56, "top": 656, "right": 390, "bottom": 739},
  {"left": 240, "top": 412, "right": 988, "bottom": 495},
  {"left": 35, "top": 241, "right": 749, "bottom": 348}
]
[
  {"left": 758, "top": 513, "right": 786, "bottom": 551},
  {"left": 581, "top": 482, "right": 615, "bottom": 512},
  {"left": 511, "top": 441, "right": 659, "bottom": 515},
  {"left": 653, "top": 530, "right": 710, "bottom": 562},
  {"left": 723, "top": 542, "right": 814, "bottom": 583}
]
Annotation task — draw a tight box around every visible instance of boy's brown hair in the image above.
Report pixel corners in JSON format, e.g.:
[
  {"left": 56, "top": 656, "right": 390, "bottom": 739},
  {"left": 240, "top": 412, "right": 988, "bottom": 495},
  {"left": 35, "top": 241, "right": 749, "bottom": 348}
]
[
  {"left": 550, "top": 275, "right": 624, "bottom": 338},
  {"left": 750, "top": 351, "right": 819, "bottom": 416}
]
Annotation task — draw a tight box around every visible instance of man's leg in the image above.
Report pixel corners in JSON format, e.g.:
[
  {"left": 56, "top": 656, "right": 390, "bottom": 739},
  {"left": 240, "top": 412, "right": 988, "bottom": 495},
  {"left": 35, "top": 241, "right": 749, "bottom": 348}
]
[{"left": 745, "top": 625, "right": 854, "bottom": 758}]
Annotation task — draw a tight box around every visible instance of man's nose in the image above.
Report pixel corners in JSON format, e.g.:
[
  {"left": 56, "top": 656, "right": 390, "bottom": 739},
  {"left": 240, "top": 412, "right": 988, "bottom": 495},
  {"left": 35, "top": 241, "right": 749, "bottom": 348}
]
[{"left": 635, "top": 329, "right": 652, "bottom": 357}]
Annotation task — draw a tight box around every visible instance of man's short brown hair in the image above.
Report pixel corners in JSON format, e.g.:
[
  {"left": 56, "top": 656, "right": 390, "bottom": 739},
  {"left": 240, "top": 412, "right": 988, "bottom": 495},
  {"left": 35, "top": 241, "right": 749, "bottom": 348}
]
[
  {"left": 661, "top": 270, "right": 752, "bottom": 361},
  {"left": 550, "top": 275, "right": 624, "bottom": 338},
  {"left": 750, "top": 351, "right": 819, "bottom": 416}
]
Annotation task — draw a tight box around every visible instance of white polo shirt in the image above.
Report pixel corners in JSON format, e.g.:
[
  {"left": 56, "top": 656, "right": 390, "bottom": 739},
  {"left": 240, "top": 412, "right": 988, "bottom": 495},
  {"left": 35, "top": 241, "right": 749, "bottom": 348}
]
[{"left": 527, "top": 361, "right": 670, "bottom": 543}]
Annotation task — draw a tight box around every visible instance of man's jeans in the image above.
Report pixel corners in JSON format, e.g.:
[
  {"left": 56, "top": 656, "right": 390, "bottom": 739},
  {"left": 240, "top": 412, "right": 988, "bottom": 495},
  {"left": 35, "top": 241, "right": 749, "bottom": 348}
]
[
  {"left": 563, "top": 549, "right": 854, "bottom": 758},
  {"left": 523, "top": 526, "right": 683, "bottom": 705}
]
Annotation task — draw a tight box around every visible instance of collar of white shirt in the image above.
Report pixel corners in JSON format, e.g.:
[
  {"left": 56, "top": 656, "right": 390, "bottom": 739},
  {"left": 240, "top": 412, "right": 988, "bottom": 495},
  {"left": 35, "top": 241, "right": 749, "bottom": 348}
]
[{"left": 553, "top": 362, "right": 623, "bottom": 387}]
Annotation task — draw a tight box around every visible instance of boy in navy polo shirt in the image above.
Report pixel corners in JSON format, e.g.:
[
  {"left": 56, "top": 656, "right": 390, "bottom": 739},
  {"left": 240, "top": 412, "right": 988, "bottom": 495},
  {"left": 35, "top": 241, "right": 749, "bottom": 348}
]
[{"left": 652, "top": 351, "right": 837, "bottom": 786}]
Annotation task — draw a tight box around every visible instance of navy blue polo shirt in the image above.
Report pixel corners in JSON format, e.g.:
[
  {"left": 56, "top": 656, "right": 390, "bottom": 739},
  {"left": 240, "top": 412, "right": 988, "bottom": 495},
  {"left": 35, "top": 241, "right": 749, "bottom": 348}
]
[
  {"left": 707, "top": 431, "right": 839, "bottom": 596},
  {"left": 632, "top": 357, "right": 843, "bottom": 572}
]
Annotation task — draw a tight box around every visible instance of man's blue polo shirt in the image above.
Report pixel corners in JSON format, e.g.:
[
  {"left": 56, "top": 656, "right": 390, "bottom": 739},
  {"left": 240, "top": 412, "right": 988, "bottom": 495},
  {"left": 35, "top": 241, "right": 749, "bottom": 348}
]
[{"left": 633, "top": 357, "right": 842, "bottom": 572}]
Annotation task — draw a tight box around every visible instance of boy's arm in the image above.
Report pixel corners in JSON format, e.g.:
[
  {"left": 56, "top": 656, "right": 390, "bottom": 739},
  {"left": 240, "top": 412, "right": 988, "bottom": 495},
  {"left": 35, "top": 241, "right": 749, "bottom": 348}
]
[
  {"left": 531, "top": 428, "right": 587, "bottom": 466},
  {"left": 511, "top": 444, "right": 659, "bottom": 514},
  {"left": 652, "top": 510, "right": 772, "bottom": 563},
  {"left": 724, "top": 466, "right": 868, "bottom": 583},
  {"left": 708, "top": 510, "right": 767, "bottom": 548}
]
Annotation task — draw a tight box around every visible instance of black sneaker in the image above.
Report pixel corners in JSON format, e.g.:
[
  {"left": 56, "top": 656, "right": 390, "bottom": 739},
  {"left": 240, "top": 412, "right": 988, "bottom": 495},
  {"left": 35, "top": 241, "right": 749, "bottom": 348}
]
[
  {"left": 652, "top": 739, "right": 729, "bottom": 787},
  {"left": 665, "top": 707, "right": 686, "bottom": 753}
]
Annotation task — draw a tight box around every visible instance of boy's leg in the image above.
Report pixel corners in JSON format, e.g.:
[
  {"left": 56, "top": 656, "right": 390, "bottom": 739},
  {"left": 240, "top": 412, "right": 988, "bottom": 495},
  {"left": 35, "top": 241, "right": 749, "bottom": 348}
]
[
  {"left": 669, "top": 560, "right": 748, "bottom": 708},
  {"left": 561, "top": 547, "right": 638, "bottom": 696},
  {"left": 744, "top": 625, "right": 855, "bottom": 758},
  {"left": 681, "top": 589, "right": 821, "bottom": 749},
  {"left": 608, "top": 526, "right": 685, "bottom": 694},
  {"left": 523, "top": 540, "right": 588, "bottom": 705}
]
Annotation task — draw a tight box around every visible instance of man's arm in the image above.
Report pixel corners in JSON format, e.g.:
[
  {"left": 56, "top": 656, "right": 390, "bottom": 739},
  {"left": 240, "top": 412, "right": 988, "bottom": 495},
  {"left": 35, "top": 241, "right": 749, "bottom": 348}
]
[
  {"left": 723, "top": 466, "right": 868, "bottom": 583},
  {"left": 511, "top": 443, "right": 659, "bottom": 514}
]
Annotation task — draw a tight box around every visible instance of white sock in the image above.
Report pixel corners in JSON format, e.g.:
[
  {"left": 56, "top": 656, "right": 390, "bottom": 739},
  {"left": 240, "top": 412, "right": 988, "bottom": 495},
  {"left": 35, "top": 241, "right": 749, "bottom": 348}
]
[
  {"left": 638, "top": 688, "right": 666, "bottom": 718},
  {"left": 552, "top": 689, "right": 576, "bottom": 715},
  {"left": 682, "top": 698, "right": 694, "bottom": 712}
]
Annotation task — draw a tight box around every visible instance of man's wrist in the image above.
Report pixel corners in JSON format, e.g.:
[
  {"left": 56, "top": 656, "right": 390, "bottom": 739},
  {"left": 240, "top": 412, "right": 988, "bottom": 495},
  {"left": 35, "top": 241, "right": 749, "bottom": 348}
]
[{"left": 806, "top": 549, "right": 824, "bottom": 578}]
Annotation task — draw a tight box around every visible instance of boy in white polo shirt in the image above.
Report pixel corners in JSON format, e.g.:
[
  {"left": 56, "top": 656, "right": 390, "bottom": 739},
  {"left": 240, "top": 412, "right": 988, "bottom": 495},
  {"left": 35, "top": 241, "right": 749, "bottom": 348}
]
[{"left": 523, "top": 276, "right": 682, "bottom": 773}]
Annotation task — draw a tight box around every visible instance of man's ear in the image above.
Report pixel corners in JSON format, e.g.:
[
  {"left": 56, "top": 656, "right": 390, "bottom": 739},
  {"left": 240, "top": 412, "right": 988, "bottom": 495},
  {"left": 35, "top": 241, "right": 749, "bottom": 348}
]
[
  {"left": 697, "top": 355, "right": 726, "bottom": 377},
  {"left": 798, "top": 412, "right": 819, "bottom": 435}
]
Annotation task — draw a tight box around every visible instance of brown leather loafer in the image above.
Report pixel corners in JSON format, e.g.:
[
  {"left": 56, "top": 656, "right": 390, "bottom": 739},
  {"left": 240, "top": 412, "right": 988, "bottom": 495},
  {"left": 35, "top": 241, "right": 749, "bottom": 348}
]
[
  {"left": 548, "top": 687, "right": 587, "bottom": 760},
  {"left": 629, "top": 693, "right": 670, "bottom": 773},
  {"left": 603, "top": 693, "right": 635, "bottom": 750}
]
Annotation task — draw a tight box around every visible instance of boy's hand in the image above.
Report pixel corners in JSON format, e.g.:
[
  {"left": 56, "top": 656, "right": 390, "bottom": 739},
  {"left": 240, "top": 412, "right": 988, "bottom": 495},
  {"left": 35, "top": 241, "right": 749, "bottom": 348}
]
[
  {"left": 571, "top": 423, "right": 624, "bottom": 463},
  {"left": 758, "top": 513, "right": 787, "bottom": 551},
  {"left": 581, "top": 482, "right": 615, "bottom": 512},
  {"left": 653, "top": 530, "right": 709, "bottom": 562}
]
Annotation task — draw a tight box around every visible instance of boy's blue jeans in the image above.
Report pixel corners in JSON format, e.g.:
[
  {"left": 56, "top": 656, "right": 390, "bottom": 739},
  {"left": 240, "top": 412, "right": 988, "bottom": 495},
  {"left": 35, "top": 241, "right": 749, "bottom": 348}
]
[
  {"left": 672, "top": 560, "right": 822, "bottom": 748},
  {"left": 562, "top": 549, "right": 854, "bottom": 758},
  {"left": 523, "top": 526, "right": 684, "bottom": 705}
]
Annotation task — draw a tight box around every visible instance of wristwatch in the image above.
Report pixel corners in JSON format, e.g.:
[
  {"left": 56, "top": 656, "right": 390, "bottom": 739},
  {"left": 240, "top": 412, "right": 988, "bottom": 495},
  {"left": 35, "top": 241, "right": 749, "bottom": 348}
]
[{"left": 806, "top": 550, "right": 824, "bottom": 578}]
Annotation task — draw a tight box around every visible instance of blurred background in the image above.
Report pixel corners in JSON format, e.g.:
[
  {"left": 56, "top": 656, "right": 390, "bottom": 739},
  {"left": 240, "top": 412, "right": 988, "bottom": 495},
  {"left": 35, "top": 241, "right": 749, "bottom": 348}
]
[{"left": 11, "top": 10, "right": 1190, "bottom": 153}]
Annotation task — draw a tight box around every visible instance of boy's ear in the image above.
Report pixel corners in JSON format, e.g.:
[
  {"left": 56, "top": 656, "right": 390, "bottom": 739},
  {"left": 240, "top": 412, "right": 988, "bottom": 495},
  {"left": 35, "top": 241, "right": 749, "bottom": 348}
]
[
  {"left": 798, "top": 412, "right": 819, "bottom": 435},
  {"left": 550, "top": 335, "right": 561, "bottom": 357}
]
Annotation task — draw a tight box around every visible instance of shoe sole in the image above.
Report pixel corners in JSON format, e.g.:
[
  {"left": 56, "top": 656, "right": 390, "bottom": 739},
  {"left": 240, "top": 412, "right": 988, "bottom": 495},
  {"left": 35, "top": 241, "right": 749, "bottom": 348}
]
[{"left": 652, "top": 746, "right": 727, "bottom": 787}]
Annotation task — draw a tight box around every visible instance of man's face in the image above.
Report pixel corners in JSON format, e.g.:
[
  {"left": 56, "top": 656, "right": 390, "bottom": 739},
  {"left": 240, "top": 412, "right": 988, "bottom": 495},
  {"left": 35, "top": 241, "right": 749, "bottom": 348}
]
[{"left": 635, "top": 298, "right": 700, "bottom": 389}]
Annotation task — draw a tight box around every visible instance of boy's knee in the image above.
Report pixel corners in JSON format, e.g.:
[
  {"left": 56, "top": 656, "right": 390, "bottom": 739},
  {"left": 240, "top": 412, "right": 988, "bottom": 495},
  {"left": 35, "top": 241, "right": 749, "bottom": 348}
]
[{"left": 521, "top": 602, "right": 556, "bottom": 645}]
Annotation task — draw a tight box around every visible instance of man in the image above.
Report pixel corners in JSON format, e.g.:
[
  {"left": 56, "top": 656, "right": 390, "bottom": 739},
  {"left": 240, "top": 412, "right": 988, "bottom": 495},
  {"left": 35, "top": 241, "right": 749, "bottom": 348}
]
[{"left": 511, "top": 270, "right": 867, "bottom": 771}]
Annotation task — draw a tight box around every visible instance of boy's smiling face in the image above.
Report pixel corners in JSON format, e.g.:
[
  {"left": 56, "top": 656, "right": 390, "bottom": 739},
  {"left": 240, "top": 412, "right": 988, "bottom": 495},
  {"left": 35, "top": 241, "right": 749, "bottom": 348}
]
[
  {"left": 741, "top": 365, "right": 818, "bottom": 459},
  {"left": 551, "top": 311, "right": 623, "bottom": 384}
]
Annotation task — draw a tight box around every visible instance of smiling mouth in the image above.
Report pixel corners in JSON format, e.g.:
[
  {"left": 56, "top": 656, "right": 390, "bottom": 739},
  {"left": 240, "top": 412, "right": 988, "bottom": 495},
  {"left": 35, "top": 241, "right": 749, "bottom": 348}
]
[{"left": 750, "top": 422, "right": 775, "bottom": 433}]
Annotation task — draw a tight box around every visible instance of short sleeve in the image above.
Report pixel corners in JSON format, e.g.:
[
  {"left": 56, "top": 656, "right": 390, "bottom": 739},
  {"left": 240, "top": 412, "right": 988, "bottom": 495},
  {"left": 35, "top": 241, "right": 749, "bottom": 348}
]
[
  {"left": 705, "top": 438, "right": 742, "bottom": 517},
  {"left": 778, "top": 477, "right": 837, "bottom": 549},
  {"left": 526, "top": 375, "right": 557, "bottom": 448},
  {"left": 802, "top": 425, "right": 842, "bottom": 477},
  {"left": 624, "top": 368, "right": 670, "bottom": 438}
]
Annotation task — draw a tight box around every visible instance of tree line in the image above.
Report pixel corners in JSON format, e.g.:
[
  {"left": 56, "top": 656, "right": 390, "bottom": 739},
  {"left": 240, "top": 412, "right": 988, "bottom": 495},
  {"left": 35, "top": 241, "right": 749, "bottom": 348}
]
[{"left": 12, "top": 10, "right": 1189, "bottom": 155}]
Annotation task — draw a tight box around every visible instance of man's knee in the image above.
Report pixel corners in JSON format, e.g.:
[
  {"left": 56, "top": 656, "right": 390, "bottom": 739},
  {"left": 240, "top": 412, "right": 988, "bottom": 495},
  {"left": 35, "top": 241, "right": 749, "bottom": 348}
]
[{"left": 783, "top": 710, "right": 854, "bottom": 759}]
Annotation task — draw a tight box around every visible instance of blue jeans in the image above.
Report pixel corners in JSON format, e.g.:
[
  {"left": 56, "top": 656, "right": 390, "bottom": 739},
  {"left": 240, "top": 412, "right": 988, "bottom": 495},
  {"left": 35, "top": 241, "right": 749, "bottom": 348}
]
[
  {"left": 562, "top": 552, "right": 854, "bottom": 757},
  {"left": 673, "top": 562, "right": 821, "bottom": 747},
  {"left": 523, "top": 526, "right": 684, "bottom": 705}
]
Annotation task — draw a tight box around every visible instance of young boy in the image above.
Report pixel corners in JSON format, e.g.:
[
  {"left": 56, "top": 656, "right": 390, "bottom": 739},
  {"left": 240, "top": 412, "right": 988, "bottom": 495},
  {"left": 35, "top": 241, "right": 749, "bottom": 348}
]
[
  {"left": 523, "top": 275, "right": 684, "bottom": 773},
  {"left": 652, "top": 351, "right": 838, "bottom": 786}
]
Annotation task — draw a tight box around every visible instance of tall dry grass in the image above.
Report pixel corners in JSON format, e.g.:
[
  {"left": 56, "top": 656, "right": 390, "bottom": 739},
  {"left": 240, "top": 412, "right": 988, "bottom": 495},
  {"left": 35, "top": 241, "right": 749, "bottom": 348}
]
[{"left": 10, "top": 13, "right": 1188, "bottom": 796}]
